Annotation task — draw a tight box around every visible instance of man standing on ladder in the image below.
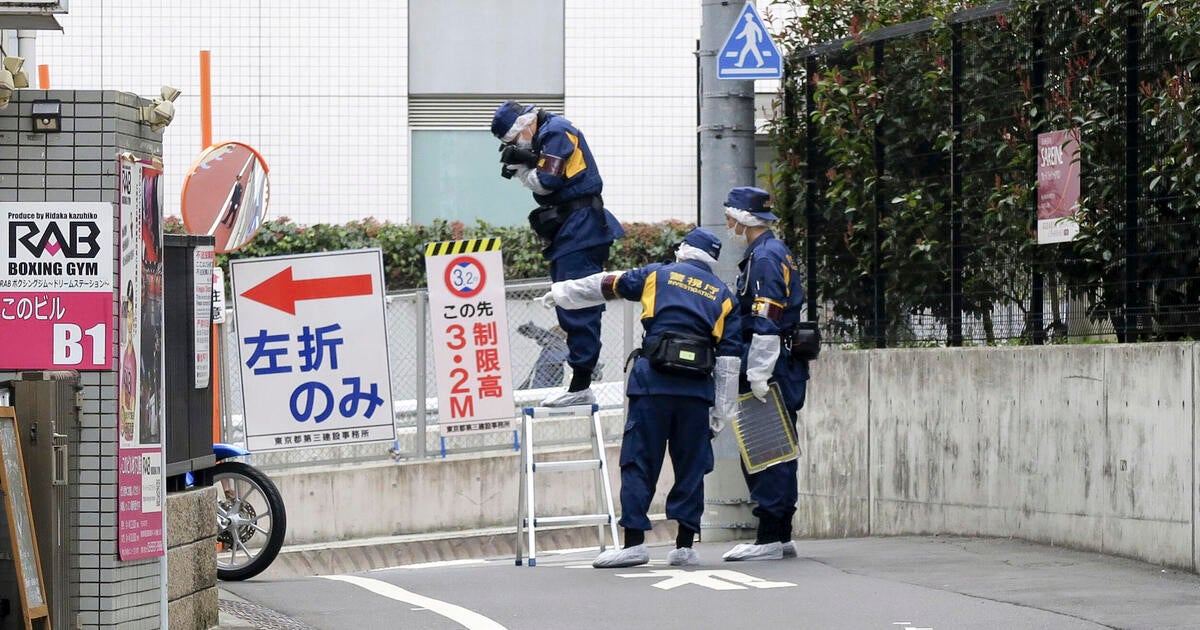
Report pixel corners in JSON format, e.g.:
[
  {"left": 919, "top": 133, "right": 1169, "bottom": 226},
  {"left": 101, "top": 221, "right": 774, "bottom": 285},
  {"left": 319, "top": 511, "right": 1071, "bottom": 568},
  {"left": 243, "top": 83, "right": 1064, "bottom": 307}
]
[
  {"left": 538, "top": 228, "right": 743, "bottom": 567},
  {"left": 492, "top": 100, "right": 625, "bottom": 407}
]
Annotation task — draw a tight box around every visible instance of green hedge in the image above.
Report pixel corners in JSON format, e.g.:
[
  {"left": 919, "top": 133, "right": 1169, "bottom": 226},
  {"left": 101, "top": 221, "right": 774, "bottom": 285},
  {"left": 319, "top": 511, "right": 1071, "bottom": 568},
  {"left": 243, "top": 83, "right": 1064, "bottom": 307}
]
[{"left": 165, "top": 216, "right": 693, "bottom": 291}]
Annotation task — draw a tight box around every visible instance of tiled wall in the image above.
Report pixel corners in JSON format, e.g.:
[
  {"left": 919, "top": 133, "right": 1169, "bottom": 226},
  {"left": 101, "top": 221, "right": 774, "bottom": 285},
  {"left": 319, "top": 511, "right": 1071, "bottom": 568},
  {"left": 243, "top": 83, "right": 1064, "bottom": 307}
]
[
  {"left": 566, "top": 0, "right": 703, "bottom": 225},
  {"left": 34, "top": 0, "right": 706, "bottom": 227},
  {"left": 0, "top": 89, "right": 165, "bottom": 629}
]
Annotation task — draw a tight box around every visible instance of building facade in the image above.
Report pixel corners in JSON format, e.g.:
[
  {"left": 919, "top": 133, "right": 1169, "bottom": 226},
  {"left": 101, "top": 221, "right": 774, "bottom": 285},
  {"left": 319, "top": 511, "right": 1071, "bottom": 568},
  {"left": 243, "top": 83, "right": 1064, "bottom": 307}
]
[{"left": 31, "top": 0, "right": 770, "bottom": 228}]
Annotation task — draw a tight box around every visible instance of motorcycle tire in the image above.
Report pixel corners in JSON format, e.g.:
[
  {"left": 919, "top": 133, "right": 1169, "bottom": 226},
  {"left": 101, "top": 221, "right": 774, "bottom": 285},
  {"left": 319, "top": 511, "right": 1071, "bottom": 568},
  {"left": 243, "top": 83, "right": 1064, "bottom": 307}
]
[{"left": 214, "top": 460, "right": 287, "bottom": 581}]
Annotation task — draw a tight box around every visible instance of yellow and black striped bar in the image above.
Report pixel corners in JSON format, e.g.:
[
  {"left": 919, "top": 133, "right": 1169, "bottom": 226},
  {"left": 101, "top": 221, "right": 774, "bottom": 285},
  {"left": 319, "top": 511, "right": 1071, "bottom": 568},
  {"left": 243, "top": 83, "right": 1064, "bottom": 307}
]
[{"left": 423, "top": 238, "right": 503, "bottom": 257}]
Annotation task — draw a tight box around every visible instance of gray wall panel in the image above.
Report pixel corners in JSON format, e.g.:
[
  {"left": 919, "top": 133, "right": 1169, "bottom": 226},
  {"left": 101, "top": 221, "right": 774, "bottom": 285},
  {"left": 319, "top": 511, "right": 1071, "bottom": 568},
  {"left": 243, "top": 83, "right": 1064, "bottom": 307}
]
[{"left": 410, "top": 0, "right": 563, "bottom": 95}]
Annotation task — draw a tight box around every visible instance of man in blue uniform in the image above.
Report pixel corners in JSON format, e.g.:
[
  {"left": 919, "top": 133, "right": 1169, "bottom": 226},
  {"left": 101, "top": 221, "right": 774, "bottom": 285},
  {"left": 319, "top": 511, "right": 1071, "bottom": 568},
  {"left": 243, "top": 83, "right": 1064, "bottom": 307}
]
[
  {"left": 538, "top": 228, "right": 743, "bottom": 567},
  {"left": 492, "top": 100, "right": 625, "bottom": 407},
  {"left": 721, "top": 186, "right": 811, "bottom": 561}
]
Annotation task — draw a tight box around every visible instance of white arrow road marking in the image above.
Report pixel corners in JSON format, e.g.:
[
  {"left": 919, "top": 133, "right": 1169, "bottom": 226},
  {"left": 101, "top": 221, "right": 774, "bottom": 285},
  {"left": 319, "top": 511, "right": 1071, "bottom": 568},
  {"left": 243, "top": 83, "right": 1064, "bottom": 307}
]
[
  {"left": 615, "top": 569, "right": 796, "bottom": 590},
  {"left": 324, "top": 574, "right": 507, "bottom": 630}
]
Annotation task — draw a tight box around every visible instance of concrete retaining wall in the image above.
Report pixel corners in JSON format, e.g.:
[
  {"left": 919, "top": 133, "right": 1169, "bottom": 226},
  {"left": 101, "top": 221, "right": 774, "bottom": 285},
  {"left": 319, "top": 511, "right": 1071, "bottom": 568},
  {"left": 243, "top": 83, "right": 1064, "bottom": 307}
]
[
  {"left": 273, "top": 342, "right": 1198, "bottom": 570},
  {"left": 276, "top": 444, "right": 674, "bottom": 546},
  {"left": 165, "top": 486, "right": 217, "bottom": 630},
  {"left": 798, "top": 342, "right": 1196, "bottom": 570}
]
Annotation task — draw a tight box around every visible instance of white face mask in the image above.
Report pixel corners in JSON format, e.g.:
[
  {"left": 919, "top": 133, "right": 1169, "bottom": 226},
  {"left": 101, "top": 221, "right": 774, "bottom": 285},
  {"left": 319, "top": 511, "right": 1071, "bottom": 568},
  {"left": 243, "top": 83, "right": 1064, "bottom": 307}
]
[{"left": 726, "top": 224, "right": 748, "bottom": 248}]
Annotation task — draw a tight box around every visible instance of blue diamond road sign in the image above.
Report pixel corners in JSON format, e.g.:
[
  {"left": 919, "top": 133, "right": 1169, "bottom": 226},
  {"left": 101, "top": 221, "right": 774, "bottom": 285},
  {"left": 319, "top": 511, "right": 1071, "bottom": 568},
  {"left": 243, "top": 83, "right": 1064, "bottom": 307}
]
[{"left": 717, "top": 1, "right": 783, "bottom": 80}]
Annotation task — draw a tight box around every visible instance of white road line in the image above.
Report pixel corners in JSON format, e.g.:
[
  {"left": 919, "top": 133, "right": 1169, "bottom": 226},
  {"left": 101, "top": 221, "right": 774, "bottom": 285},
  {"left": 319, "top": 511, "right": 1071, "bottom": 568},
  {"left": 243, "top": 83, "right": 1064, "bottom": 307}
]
[
  {"left": 370, "top": 558, "right": 485, "bottom": 572},
  {"left": 324, "top": 574, "right": 507, "bottom": 630}
]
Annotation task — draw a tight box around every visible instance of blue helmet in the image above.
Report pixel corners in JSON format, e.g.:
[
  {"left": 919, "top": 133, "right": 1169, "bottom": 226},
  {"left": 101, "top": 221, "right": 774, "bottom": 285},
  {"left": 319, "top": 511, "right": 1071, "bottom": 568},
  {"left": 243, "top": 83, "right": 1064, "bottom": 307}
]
[
  {"left": 682, "top": 227, "right": 722, "bottom": 261},
  {"left": 725, "top": 186, "right": 778, "bottom": 221},
  {"left": 491, "top": 100, "right": 536, "bottom": 140}
]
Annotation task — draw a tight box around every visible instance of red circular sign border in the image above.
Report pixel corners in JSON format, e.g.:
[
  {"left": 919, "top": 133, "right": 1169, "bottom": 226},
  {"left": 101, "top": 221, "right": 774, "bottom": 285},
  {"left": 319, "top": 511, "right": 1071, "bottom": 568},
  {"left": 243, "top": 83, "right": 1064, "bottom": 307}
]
[{"left": 443, "top": 255, "right": 487, "bottom": 298}]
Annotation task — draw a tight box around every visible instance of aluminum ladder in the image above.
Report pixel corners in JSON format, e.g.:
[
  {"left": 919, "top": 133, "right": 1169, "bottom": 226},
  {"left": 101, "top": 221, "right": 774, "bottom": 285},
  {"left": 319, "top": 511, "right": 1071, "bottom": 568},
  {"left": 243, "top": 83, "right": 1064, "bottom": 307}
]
[{"left": 515, "top": 403, "right": 618, "bottom": 567}]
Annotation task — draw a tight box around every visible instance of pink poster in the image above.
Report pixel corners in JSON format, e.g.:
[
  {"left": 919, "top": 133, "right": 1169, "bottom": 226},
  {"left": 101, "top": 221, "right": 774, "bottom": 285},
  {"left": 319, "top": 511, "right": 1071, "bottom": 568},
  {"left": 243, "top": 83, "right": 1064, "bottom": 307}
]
[
  {"left": 0, "top": 203, "right": 115, "bottom": 369},
  {"left": 1037, "top": 129, "right": 1082, "bottom": 244},
  {"left": 117, "top": 156, "right": 166, "bottom": 561}
]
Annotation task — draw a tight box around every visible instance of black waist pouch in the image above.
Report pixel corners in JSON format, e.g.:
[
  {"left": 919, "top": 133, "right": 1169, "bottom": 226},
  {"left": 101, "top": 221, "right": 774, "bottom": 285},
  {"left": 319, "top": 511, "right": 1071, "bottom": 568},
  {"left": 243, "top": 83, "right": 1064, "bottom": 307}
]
[
  {"left": 528, "top": 206, "right": 565, "bottom": 241},
  {"left": 644, "top": 332, "right": 714, "bottom": 378},
  {"left": 788, "top": 322, "right": 821, "bottom": 361},
  {"left": 528, "top": 195, "right": 603, "bottom": 242}
]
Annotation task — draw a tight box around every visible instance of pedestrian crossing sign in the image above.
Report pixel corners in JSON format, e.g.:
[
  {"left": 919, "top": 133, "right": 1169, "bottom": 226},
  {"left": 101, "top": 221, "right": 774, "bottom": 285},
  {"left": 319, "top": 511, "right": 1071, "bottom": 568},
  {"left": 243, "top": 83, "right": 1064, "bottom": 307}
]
[{"left": 717, "top": 1, "right": 783, "bottom": 80}]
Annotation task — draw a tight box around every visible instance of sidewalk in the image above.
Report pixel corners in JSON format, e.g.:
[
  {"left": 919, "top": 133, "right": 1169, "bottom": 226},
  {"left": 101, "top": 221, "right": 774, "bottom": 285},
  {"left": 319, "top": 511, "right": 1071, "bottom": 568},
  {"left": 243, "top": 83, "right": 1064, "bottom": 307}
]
[{"left": 215, "top": 588, "right": 257, "bottom": 630}]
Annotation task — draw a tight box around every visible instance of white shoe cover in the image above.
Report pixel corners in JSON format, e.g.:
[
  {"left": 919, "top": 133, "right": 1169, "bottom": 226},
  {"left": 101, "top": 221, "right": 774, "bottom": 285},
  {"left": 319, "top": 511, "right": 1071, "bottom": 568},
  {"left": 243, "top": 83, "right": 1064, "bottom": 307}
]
[
  {"left": 541, "top": 388, "right": 596, "bottom": 407},
  {"left": 666, "top": 547, "right": 700, "bottom": 566},
  {"left": 782, "top": 541, "right": 798, "bottom": 558},
  {"left": 592, "top": 544, "right": 649, "bottom": 568},
  {"left": 722, "top": 541, "right": 783, "bottom": 561}
]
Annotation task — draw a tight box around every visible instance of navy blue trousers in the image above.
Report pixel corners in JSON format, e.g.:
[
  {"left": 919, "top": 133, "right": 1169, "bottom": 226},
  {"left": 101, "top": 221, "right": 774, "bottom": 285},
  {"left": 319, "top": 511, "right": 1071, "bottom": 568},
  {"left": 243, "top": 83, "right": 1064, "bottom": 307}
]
[
  {"left": 549, "top": 243, "right": 610, "bottom": 373},
  {"left": 617, "top": 395, "right": 713, "bottom": 534}
]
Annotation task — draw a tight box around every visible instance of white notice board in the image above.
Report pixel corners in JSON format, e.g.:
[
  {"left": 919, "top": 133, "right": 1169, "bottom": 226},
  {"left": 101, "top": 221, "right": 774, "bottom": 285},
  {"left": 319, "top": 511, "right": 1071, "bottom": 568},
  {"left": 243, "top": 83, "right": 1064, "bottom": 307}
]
[
  {"left": 423, "top": 238, "right": 516, "bottom": 435},
  {"left": 230, "top": 249, "right": 396, "bottom": 452}
]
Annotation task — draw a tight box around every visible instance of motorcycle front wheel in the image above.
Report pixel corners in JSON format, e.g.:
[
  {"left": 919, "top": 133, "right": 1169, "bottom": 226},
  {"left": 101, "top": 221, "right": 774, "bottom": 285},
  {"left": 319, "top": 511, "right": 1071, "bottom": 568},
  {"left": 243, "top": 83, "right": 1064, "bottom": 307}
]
[{"left": 213, "top": 461, "right": 287, "bottom": 581}]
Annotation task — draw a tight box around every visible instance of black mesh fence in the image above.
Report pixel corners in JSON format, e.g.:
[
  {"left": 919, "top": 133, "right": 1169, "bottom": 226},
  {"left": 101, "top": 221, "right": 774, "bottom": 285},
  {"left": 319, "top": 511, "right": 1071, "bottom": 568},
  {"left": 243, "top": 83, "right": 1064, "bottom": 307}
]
[{"left": 778, "top": 0, "right": 1200, "bottom": 347}]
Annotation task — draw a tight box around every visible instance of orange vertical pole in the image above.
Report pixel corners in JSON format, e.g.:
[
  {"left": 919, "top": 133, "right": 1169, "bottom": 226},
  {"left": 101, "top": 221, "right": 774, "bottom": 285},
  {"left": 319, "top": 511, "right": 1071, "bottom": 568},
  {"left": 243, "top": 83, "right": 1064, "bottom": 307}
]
[
  {"left": 200, "top": 50, "right": 213, "bottom": 149},
  {"left": 201, "top": 50, "right": 222, "bottom": 443},
  {"left": 212, "top": 324, "right": 222, "bottom": 444},
  {"left": 37, "top": 64, "right": 49, "bottom": 89}
]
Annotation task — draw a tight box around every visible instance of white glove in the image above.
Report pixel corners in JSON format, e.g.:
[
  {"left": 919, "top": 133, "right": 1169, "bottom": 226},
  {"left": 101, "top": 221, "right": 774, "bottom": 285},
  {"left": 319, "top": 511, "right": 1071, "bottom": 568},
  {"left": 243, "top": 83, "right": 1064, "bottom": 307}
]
[
  {"left": 709, "top": 410, "right": 727, "bottom": 436},
  {"left": 535, "top": 291, "right": 556, "bottom": 309},
  {"left": 750, "top": 379, "right": 770, "bottom": 402},
  {"left": 548, "top": 273, "right": 612, "bottom": 310},
  {"left": 745, "top": 333, "right": 781, "bottom": 384},
  {"left": 713, "top": 356, "right": 740, "bottom": 421}
]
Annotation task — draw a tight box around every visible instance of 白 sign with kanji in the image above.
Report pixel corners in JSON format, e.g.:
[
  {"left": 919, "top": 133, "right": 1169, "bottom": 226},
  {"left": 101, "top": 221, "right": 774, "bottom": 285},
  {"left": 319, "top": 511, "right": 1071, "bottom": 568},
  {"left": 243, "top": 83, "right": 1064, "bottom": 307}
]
[
  {"left": 230, "top": 249, "right": 396, "bottom": 451},
  {"left": 424, "top": 238, "right": 516, "bottom": 435}
]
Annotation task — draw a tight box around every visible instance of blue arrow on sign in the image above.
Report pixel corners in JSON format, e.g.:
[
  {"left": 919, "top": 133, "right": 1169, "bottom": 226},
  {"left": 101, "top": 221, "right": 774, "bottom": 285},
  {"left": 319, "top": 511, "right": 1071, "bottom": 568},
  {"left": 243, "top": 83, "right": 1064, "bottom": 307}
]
[{"left": 717, "top": 1, "right": 783, "bottom": 80}]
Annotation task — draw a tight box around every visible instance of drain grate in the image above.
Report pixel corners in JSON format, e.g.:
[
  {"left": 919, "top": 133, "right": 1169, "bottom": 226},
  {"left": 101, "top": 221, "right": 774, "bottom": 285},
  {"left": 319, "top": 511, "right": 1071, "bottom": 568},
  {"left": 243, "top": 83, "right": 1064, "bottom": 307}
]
[{"left": 219, "top": 598, "right": 318, "bottom": 630}]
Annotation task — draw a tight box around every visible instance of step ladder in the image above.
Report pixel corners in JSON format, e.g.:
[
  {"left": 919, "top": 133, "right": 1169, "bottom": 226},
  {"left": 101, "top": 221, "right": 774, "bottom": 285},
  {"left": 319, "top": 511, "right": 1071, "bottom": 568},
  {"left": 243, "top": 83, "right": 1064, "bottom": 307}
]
[{"left": 515, "top": 403, "right": 618, "bottom": 567}]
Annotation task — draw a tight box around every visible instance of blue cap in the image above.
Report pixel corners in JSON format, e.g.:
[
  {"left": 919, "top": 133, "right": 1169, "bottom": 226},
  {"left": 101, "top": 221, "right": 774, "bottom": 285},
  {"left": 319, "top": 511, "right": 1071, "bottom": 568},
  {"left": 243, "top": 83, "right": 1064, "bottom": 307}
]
[
  {"left": 491, "top": 100, "right": 535, "bottom": 140},
  {"left": 682, "top": 227, "right": 722, "bottom": 261},
  {"left": 725, "top": 186, "right": 778, "bottom": 221}
]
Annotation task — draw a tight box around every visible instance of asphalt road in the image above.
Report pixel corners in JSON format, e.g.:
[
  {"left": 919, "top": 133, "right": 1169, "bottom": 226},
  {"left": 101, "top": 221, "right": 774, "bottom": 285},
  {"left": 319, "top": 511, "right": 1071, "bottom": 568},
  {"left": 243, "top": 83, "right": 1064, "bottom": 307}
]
[{"left": 221, "top": 535, "right": 1200, "bottom": 630}]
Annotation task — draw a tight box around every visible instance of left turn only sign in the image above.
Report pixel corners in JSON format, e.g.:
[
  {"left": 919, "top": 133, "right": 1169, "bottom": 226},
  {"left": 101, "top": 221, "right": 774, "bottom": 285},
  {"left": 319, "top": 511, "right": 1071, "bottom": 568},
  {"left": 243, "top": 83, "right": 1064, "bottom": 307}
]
[{"left": 230, "top": 249, "right": 396, "bottom": 452}]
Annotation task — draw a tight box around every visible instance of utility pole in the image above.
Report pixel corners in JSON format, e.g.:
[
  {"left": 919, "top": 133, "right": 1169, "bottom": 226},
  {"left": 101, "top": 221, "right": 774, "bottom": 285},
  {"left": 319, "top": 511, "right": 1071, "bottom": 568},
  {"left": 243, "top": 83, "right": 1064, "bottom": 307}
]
[
  {"left": 698, "top": 0, "right": 760, "bottom": 544},
  {"left": 699, "top": 0, "right": 757, "bottom": 285}
]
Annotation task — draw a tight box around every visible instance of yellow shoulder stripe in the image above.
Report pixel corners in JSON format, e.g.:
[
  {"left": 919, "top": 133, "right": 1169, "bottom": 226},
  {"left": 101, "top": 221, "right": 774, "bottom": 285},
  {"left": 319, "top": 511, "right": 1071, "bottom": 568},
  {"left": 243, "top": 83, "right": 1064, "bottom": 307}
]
[
  {"left": 564, "top": 132, "right": 587, "bottom": 179},
  {"left": 712, "top": 297, "right": 733, "bottom": 341},
  {"left": 640, "top": 271, "right": 657, "bottom": 318}
]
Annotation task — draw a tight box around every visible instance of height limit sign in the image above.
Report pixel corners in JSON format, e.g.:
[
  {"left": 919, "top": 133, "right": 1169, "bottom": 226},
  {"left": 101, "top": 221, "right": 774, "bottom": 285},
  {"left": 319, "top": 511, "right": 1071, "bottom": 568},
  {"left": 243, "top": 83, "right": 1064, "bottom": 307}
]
[{"left": 424, "top": 238, "right": 515, "bottom": 435}]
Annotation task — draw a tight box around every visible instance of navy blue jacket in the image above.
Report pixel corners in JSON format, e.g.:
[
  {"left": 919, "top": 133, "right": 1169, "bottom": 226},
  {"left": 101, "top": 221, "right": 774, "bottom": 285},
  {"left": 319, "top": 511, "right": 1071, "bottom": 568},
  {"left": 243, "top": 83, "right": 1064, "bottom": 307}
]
[
  {"left": 614, "top": 260, "right": 743, "bottom": 402},
  {"left": 736, "top": 231, "right": 810, "bottom": 410},
  {"left": 530, "top": 112, "right": 624, "bottom": 261}
]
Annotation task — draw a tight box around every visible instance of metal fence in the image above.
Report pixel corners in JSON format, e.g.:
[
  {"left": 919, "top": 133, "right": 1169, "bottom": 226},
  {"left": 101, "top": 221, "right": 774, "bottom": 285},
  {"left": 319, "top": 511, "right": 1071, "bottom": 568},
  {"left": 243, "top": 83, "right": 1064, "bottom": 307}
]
[
  {"left": 217, "top": 278, "right": 641, "bottom": 471},
  {"left": 778, "top": 0, "right": 1200, "bottom": 348}
]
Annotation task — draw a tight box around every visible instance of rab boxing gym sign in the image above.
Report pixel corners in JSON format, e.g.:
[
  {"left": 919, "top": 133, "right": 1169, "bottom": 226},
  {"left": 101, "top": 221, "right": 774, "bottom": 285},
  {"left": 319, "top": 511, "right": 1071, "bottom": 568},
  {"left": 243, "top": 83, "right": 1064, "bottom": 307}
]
[{"left": 0, "top": 202, "right": 115, "bottom": 370}]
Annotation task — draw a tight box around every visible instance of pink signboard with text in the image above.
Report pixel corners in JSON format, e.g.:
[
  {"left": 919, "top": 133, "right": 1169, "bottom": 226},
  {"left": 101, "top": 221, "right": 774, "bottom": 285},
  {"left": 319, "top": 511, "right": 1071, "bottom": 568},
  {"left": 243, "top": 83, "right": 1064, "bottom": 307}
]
[
  {"left": 0, "top": 202, "right": 115, "bottom": 370},
  {"left": 1037, "top": 128, "right": 1082, "bottom": 244},
  {"left": 116, "top": 155, "right": 167, "bottom": 561}
]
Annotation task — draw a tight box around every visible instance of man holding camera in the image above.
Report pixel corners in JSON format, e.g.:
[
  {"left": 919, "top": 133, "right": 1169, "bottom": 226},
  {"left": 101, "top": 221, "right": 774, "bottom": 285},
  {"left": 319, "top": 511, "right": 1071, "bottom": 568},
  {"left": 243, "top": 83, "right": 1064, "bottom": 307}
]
[
  {"left": 491, "top": 100, "right": 624, "bottom": 407},
  {"left": 722, "top": 186, "right": 813, "bottom": 562}
]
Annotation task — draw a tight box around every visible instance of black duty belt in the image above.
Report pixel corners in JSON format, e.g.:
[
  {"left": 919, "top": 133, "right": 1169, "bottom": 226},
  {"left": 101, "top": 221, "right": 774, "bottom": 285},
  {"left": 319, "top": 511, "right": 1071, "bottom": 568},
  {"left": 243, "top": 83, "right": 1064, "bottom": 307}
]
[{"left": 559, "top": 194, "right": 604, "bottom": 215}]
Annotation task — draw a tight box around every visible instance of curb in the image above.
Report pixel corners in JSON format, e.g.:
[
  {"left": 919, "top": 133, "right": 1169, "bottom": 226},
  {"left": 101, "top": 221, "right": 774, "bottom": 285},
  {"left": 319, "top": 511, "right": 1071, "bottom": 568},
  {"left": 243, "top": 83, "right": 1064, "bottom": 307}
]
[{"left": 256, "top": 517, "right": 678, "bottom": 580}]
